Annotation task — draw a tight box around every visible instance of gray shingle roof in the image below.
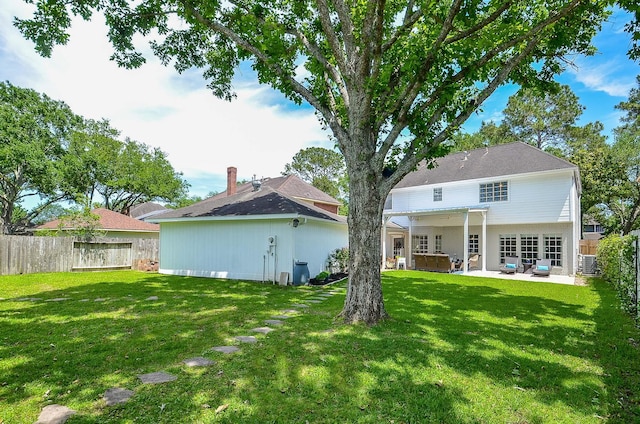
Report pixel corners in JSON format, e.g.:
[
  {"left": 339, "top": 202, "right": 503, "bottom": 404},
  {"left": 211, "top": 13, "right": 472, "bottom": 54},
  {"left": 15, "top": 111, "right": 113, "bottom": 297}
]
[
  {"left": 210, "top": 174, "right": 341, "bottom": 206},
  {"left": 153, "top": 186, "right": 345, "bottom": 222},
  {"left": 395, "top": 142, "right": 578, "bottom": 189}
]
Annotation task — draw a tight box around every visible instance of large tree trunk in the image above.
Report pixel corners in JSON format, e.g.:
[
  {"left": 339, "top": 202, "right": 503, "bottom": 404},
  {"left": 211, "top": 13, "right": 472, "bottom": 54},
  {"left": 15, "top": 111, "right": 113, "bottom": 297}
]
[{"left": 340, "top": 159, "right": 388, "bottom": 325}]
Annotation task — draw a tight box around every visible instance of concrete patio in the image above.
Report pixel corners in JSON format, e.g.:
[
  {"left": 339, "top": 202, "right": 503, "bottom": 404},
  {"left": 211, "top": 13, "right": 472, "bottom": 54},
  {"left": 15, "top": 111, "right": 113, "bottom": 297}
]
[{"left": 459, "top": 269, "right": 577, "bottom": 285}]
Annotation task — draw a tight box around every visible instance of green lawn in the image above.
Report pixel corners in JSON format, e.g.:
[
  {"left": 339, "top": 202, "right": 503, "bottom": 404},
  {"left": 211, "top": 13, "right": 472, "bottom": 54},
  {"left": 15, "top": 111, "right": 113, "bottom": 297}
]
[{"left": 1, "top": 270, "right": 639, "bottom": 423}]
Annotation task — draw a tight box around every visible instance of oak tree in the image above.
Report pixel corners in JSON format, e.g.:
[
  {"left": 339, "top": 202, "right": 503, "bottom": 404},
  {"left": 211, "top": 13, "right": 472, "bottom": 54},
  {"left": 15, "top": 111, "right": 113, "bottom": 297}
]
[
  {"left": 283, "top": 147, "right": 348, "bottom": 211},
  {"left": 16, "top": 0, "right": 615, "bottom": 323},
  {"left": 0, "top": 81, "right": 81, "bottom": 234}
]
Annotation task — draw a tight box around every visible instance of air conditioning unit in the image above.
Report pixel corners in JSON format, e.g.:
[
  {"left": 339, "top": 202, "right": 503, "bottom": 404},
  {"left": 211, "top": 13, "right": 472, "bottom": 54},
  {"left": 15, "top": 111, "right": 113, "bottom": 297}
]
[{"left": 582, "top": 255, "right": 597, "bottom": 275}]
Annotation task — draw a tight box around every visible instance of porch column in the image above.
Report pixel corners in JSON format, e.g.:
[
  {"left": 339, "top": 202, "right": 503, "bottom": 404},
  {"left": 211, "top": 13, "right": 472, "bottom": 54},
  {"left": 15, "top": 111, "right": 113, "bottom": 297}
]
[
  {"left": 382, "top": 216, "right": 390, "bottom": 269},
  {"left": 463, "top": 210, "right": 469, "bottom": 272},
  {"left": 408, "top": 217, "right": 413, "bottom": 270},
  {"left": 481, "top": 210, "right": 487, "bottom": 271}
]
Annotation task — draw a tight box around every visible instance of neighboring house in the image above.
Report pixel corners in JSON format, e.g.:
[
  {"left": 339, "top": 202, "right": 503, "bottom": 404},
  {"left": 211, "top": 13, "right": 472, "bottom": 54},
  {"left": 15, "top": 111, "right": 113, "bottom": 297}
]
[
  {"left": 582, "top": 216, "right": 604, "bottom": 240},
  {"left": 37, "top": 208, "right": 160, "bottom": 239},
  {"left": 150, "top": 167, "right": 348, "bottom": 283},
  {"left": 129, "top": 202, "right": 169, "bottom": 222},
  {"left": 383, "top": 142, "right": 581, "bottom": 275}
]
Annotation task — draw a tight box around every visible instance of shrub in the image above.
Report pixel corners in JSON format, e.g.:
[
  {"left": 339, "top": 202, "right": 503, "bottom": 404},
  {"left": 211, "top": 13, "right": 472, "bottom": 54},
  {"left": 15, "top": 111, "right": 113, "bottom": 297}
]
[
  {"left": 327, "top": 247, "right": 349, "bottom": 274},
  {"left": 315, "top": 271, "right": 330, "bottom": 281},
  {"left": 597, "top": 233, "right": 638, "bottom": 317}
]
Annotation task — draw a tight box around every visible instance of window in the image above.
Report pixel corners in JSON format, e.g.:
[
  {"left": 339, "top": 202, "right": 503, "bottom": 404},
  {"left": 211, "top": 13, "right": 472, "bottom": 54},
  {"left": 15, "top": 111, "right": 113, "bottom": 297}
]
[
  {"left": 499, "top": 234, "right": 516, "bottom": 263},
  {"left": 480, "top": 181, "right": 508, "bottom": 203},
  {"left": 435, "top": 235, "right": 443, "bottom": 252},
  {"left": 433, "top": 187, "right": 443, "bottom": 202},
  {"left": 544, "top": 235, "right": 562, "bottom": 267},
  {"left": 520, "top": 235, "right": 538, "bottom": 262},
  {"left": 469, "top": 234, "right": 479, "bottom": 254},
  {"left": 412, "top": 235, "right": 428, "bottom": 254}
]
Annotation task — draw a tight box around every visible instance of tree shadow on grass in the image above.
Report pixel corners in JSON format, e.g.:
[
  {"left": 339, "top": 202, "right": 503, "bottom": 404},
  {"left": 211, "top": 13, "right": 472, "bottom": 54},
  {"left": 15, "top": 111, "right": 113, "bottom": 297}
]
[
  {"left": 0, "top": 273, "right": 310, "bottom": 422},
  {"left": 2, "top": 271, "right": 639, "bottom": 423}
]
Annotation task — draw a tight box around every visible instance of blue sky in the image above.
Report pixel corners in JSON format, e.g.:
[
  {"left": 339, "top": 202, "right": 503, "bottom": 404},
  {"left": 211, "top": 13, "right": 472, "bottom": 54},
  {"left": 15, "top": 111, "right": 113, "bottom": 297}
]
[{"left": 0, "top": 2, "right": 638, "bottom": 200}]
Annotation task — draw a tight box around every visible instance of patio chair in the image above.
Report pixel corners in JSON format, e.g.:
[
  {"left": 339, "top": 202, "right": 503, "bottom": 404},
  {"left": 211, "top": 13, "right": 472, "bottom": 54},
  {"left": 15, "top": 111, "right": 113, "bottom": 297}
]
[
  {"left": 532, "top": 259, "right": 551, "bottom": 277},
  {"left": 468, "top": 254, "right": 480, "bottom": 270},
  {"left": 499, "top": 256, "right": 519, "bottom": 274}
]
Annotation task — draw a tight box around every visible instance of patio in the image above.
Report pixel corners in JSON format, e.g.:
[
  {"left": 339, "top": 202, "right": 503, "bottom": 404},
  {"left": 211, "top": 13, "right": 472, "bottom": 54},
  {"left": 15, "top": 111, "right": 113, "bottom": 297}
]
[{"left": 460, "top": 269, "right": 577, "bottom": 285}]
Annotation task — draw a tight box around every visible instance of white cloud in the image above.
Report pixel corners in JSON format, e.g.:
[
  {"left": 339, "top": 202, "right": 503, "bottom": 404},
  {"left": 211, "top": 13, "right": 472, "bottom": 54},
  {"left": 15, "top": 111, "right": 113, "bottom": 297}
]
[
  {"left": 0, "top": 0, "right": 330, "bottom": 197},
  {"left": 569, "top": 60, "right": 635, "bottom": 97}
]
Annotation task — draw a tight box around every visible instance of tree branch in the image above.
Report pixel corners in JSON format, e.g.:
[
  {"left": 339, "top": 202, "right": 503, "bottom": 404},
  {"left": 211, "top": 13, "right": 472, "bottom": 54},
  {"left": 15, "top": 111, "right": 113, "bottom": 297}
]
[
  {"left": 382, "top": 30, "right": 546, "bottom": 192},
  {"left": 444, "top": 0, "right": 512, "bottom": 46},
  {"left": 316, "top": 0, "right": 350, "bottom": 82}
]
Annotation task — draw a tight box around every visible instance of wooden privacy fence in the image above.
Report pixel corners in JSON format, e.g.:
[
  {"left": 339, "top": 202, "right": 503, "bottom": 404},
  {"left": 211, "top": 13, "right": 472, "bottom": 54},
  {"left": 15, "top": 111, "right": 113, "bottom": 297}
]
[
  {"left": 0, "top": 235, "right": 159, "bottom": 276},
  {"left": 579, "top": 239, "right": 599, "bottom": 255}
]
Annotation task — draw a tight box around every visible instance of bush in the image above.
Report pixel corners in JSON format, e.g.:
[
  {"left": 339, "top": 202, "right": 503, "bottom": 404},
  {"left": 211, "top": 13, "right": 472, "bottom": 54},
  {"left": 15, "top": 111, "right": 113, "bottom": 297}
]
[
  {"left": 327, "top": 247, "right": 349, "bottom": 274},
  {"left": 597, "top": 233, "right": 638, "bottom": 317},
  {"left": 315, "top": 271, "right": 330, "bottom": 281}
]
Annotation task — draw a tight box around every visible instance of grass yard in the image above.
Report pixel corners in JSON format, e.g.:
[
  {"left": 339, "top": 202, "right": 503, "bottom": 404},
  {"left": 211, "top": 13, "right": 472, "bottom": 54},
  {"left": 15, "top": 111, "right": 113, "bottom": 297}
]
[{"left": 1, "top": 270, "right": 639, "bottom": 423}]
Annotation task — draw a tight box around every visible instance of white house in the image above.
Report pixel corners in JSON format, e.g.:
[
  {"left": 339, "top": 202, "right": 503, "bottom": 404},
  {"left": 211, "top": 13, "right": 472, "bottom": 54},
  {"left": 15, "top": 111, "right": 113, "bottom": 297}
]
[
  {"left": 151, "top": 168, "right": 348, "bottom": 283},
  {"left": 383, "top": 142, "right": 581, "bottom": 276}
]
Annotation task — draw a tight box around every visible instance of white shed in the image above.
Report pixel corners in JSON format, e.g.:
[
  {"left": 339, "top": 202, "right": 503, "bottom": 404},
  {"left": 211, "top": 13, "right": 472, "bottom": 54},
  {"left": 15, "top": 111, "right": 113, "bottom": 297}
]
[{"left": 151, "top": 179, "right": 348, "bottom": 283}]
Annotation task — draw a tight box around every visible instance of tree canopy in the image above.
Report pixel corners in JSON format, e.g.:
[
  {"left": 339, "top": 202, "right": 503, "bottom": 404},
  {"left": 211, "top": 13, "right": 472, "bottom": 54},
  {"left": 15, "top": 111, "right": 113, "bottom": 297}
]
[
  {"left": 451, "top": 84, "right": 587, "bottom": 152},
  {"left": 0, "top": 81, "right": 80, "bottom": 234},
  {"left": 0, "top": 82, "right": 189, "bottom": 233},
  {"left": 283, "top": 147, "right": 348, "bottom": 213},
  {"left": 16, "top": 0, "right": 618, "bottom": 324}
]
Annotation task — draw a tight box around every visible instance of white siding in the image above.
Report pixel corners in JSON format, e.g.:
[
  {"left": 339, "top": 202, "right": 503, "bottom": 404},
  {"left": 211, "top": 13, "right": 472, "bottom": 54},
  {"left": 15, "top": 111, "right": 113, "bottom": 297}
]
[
  {"left": 385, "top": 168, "right": 580, "bottom": 275},
  {"left": 391, "top": 170, "right": 576, "bottom": 225},
  {"left": 158, "top": 218, "right": 347, "bottom": 282}
]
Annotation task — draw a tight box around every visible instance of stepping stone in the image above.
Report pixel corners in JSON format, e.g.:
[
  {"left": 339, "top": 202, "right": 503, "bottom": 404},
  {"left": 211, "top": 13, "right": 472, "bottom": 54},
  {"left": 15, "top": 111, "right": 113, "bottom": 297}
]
[
  {"left": 46, "top": 298, "right": 71, "bottom": 302},
  {"left": 306, "top": 300, "right": 323, "bottom": 304},
  {"left": 211, "top": 346, "right": 240, "bottom": 354},
  {"left": 265, "top": 319, "right": 284, "bottom": 325},
  {"left": 138, "top": 371, "right": 177, "bottom": 384},
  {"left": 271, "top": 315, "right": 292, "bottom": 320},
  {"left": 281, "top": 309, "right": 299, "bottom": 314},
  {"left": 146, "top": 296, "right": 159, "bottom": 301},
  {"left": 104, "top": 387, "right": 134, "bottom": 406},
  {"left": 35, "top": 404, "right": 76, "bottom": 424},
  {"left": 183, "top": 357, "right": 215, "bottom": 367},
  {"left": 94, "top": 298, "right": 107, "bottom": 302},
  {"left": 317, "top": 293, "right": 333, "bottom": 297},
  {"left": 252, "top": 327, "right": 274, "bottom": 334},
  {"left": 79, "top": 299, "right": 89, "bottom": 302},
  {"left": 292, "top": 304, "right": 309, "bottom": 308},
  {"left": 235, "top": 335, "right": 257, "bottom": 343}
]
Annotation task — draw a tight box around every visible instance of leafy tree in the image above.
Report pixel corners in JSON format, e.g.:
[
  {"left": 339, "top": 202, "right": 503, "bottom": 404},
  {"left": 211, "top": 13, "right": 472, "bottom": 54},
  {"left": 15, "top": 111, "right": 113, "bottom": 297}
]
[
  {"left": 283, "top": 147, "right": 348, "bottom": 211},
  {"left": 454, "top": 84, "right": 585, "bottom": 152},
  {"left": 55, "top": 208, "right": 107, "bottom": 242},
  {"left": 502, "top": 85, "right": 584, "bottom": 150},
  {"left": 65, "top": 119, "right": 190, "bottom": 213},
  {"left": 564, "top": 123, "right": 619, "bottom": 215},
  {"left": 17, "top": 0, "right": 615, "bottom": 324},
  {"left": 0, "top": 81, "right": 81, "bottom": 234},
  {"left": 595, "top": 81, "right": 640, "bottom": 235}
]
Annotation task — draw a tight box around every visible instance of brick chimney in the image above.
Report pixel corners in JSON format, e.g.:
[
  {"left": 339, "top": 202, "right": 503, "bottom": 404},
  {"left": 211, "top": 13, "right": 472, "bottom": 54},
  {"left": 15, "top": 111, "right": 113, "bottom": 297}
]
[{"left": 227, "top": 166, "right": 237, "bottom": 196}]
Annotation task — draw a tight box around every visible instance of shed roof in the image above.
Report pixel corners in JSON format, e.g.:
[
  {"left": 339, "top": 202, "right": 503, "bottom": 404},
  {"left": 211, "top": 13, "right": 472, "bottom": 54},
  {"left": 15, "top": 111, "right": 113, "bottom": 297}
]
[
  {"left": 395, "top": 142, "right": 578, "bottom": 189},
  {"left": 212, "top": 174, "right": 341, "bottom": 206},
  {"left": 153, "top": 186, "right": 345, "bottom": 223},
  {"left": 38, "top": 208, "right": 160, "bottom": 232}
]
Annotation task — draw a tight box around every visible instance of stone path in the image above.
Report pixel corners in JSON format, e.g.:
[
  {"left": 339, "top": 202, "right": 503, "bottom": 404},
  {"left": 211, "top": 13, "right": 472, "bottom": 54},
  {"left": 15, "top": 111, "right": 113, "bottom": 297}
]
[{"left": 29, "top": 285, "right": 344, "bottom": 423}]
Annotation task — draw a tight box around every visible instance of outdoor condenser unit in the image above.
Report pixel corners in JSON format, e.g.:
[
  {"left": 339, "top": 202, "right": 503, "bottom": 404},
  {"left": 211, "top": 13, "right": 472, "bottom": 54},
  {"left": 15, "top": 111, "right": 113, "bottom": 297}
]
[{"left": 582, "top": 255, "right": 597, "bottom": 275}]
